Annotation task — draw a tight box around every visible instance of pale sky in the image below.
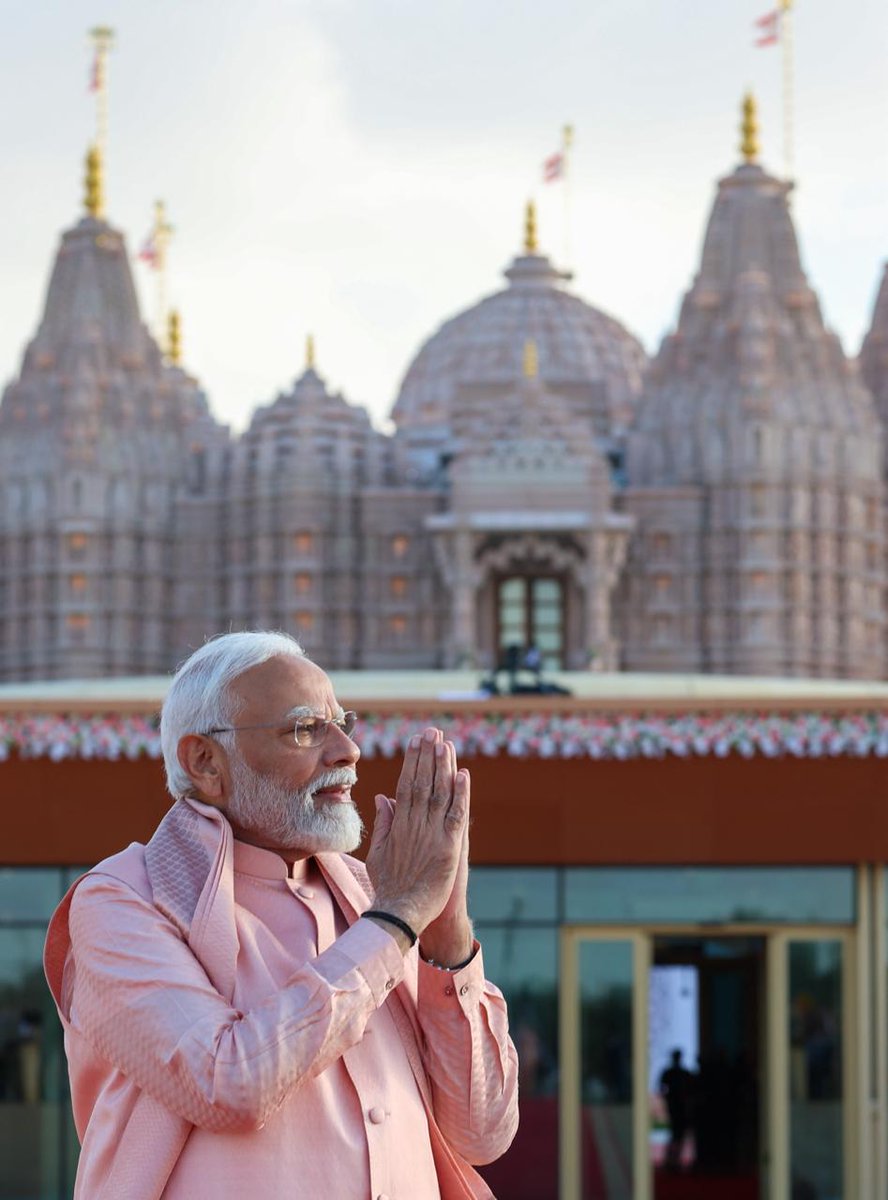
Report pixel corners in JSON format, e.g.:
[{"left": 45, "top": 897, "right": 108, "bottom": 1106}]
[{"left": 2, "top": 0, "right": 887, "bottom": 433}]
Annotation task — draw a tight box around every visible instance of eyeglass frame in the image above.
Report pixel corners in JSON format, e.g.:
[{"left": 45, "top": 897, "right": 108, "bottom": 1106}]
[{"left": 204, "top": 709, "right": 358, "bottom": 749}]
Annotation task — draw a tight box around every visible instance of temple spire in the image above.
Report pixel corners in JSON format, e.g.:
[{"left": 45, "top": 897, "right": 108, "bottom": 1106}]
[
  {"left": 740, "top": 92, "right": 760, "bottom": 164},
  {"left": 306, "top": 333, "right": 316, "bottom": 371},
  {"left": 167, "top": 309, "right": 182, "bottom": 365},
  {"left": 523, "top": 199, "right": 539, "bottom": 254},
  {"left": 84, "top": 144, "right": 104, "bottom": 218}
]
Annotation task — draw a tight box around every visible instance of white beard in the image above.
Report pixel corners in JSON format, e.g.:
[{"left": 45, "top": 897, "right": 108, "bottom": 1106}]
[{"left": 226, "top": 759, "right": 363, "bottom": 853}]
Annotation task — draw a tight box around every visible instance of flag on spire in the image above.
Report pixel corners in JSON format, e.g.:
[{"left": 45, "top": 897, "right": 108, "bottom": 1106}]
[
  {"left": 88, "top": 48, "right": 100, "bottom": 92},
  {"left": 542, "top": 149, "right": 564, "bottom": 184},
  {"left": 754, "top": 9, "right": 781, "bottom": 47},
  {"left": 542, "top": 125, "right": 573, "bottom": 183},
  {"left": 138, "top": 230, "right": 159, "bottom": 269}
]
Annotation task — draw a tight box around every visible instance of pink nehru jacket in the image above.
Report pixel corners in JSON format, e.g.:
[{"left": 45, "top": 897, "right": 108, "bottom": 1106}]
[{"left": 44, "top": 796, "right": 519, "bottom": 1199}]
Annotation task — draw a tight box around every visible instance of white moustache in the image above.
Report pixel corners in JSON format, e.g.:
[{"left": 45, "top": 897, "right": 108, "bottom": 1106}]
[{"left": 308, "top": 767, "right": 358, "bottom": 797}]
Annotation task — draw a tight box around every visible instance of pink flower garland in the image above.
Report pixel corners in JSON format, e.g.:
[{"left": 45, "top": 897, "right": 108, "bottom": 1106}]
[{"left": 2, "top": 711, "right": 888, "bottom": 761}]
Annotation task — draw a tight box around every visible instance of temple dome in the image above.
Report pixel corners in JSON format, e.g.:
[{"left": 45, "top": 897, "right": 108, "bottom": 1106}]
[
  {"left": 390, "top": 204, "right": 647, "bottom": 465},
  {"left": 233, "top": 342, "right": 390, "bottom": 488}
]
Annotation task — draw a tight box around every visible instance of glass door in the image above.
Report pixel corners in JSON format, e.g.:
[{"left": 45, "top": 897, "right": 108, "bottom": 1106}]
[
  {"left": 561, "top": 925, "right": 858, "bottom": 1200},
  {"left": 560, "top": 929, "right": 649, "bottom": 1200},
  {"left": 767, "top": 929, "right": 855, "bottom": 1200}
]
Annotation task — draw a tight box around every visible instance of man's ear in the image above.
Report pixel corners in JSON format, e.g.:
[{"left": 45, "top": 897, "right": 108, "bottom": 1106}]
[{"left": 177, "top": 734, "right": 229, "bottom": 806}]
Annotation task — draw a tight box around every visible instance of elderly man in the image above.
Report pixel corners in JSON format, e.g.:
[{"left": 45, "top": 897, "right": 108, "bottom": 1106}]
[{"left": 45, "top": 632, "right": 518, "bottom": 1199}]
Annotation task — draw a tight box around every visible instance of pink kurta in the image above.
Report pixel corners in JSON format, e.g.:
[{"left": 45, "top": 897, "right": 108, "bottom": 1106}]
[{"left": 44, "top": 797, "right": 518, "bottom": 1200}]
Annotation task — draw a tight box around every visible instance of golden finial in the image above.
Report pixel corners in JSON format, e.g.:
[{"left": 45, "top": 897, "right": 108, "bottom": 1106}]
[
  {"left": 740, "top": 92, "right": 759, "bottom": 164},
  {"left": 523, "top": 199, "right": 538, "bottom": 254},
  {"left": 306, "top": 333, "right": 316, "bottom": 370},
  {"left": 84, "top": 143, "right": 103, "bottom": 218},
  {"left": 523, "top": 339, "right": 539, "bottom": 378},
  {"left": 563, "top": 124, "right": 574, "bottom": 151},
  {"left": 167, "top": 309, "right": 182, "bottom": 366}
]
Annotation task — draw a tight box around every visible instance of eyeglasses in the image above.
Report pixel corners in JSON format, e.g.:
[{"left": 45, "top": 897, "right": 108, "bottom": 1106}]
[{"left": 206, "top": 711, "right": 358, "bottom": 749}]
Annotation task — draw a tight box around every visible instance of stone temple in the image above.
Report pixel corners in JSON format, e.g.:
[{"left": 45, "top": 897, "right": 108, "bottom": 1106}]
[{"left": 1, "top": 97, "right": 886, "bottom": 681}]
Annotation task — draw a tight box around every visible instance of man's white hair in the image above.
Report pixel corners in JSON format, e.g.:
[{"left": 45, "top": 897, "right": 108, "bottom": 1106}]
[{"left": 160, "top": 630, "right": 307, "bottom": 799}]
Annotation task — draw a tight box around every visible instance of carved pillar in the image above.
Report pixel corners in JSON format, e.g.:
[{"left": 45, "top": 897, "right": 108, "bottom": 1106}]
[
  {"left": 450, "top": 528, "right": 477, "bottom": 667},
  {"left": 429, "top": 524, "right": 479, "bottom": 668},
  {"left": 585, "top": 527, "right": 631, "bottom": 670}
]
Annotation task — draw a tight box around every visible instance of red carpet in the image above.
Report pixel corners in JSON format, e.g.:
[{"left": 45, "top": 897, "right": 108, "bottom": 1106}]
[
  {"left": 477, "top": 1096, "right": 559, "bottom": 1199},
  {"left": 655, "top": 1170, "right": 758, "bottom": 1200}
]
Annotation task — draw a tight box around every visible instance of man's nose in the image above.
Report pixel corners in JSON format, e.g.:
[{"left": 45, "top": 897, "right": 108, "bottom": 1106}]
[{"left": 324, "top": 723, "right": 360, "bottom": 767}]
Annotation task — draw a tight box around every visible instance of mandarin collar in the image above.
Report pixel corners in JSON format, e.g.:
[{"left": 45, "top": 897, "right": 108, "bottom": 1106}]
[{"left": 233, "top": 838, "right": 312, "bottom": 881}]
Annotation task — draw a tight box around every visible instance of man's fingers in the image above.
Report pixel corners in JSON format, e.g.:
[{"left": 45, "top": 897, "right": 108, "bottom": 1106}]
[
  {"left": 430, "top": 740, "right": 454, "bottom": 811},
  {"left": 460, "top": 769, "right": 471, "bottom": 853},
  {"left": 395, "top": 733, "right": 422, "bottom": 806},
  {"left": 445, "top": 768, "right": 469, "bottom": 831},
  {"left": 447, "top": 739, "right": 457, "bottom": 785},
  {"left": 410, "top": 728, "right": 440, "bottom": 809},
  {"left": 367, "top": 794, "right": 395, "bottom": 851}
]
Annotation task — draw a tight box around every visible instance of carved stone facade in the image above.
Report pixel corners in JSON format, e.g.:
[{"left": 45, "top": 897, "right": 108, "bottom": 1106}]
[
  {"left": 1, "top": 107, "right": 886, "bottom": 681},
  {"left": 622, "top": 152, "right": 886, "bottom": 679},
  {"left": 0, "top": 211, "right": 220, "bottom": 680}
]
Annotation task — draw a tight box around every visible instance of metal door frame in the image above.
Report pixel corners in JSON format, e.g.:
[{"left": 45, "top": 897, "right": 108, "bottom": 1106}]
[{"left": 560, "top": 914, "right": 865, "bottom": 1200}]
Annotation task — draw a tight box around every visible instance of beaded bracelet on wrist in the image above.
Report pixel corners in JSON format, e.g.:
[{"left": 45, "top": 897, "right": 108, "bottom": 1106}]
[{"left": 420, "top": 945, "right": 476, "bottom": 972}]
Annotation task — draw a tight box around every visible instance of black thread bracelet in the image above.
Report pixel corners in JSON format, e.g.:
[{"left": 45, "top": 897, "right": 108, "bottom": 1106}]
[{"left": 362, "top": 909, "right": 418, "bottom": 946}]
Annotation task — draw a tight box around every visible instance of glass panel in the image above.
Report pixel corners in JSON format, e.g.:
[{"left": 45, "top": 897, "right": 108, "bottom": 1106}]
[
  {"left": 0, "top": 928, "right": 65, "bottom": 1198},
  {"left": 533, "top": 579, "right": 560, "bottom": 601},
  {"left": 579, "top": 939, "right": 634, "bottom": 1199},
  {"left": 500, "top": 578, "right": 524, "bottom": 602},
  {"left": 530, "top": 600, "right": 559, "bottom": 619},
  {"left": 476, "top": 927, "right": 558, "bottom": 1200},
  {"left": 0, "top": 869, "right": 64, "bottom": 921},
  {"left": 63, "top": 866, "right": 94, "bottom": 889},
  {"left": 536, "top": 630, "right": 562, "bottom": 653},
  {"left": 788, "top": 939, "right": 843, "bottom": 1200},
  {"left": 468, "top": 867, "right": 558, "bottom": 922},
  {"left": 565, "top": 868, "right": 855, "bottom": 925},
  {"left": 530, "top": 609, "right": 559, "bottom": 628}
]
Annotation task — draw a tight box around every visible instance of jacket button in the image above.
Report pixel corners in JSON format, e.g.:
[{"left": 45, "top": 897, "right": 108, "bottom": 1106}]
[
  {"left": 460, "top": 984, "right": 469, "bottom": 996},
  {"left": 368, "top": 1106, "right": 386, "bottom": 1124},
  {"left": 444, "top": 985, "right": 455, "bottom": 996},
  {"left": 297, "top": 886, "right": 314, "bottom": 899}
]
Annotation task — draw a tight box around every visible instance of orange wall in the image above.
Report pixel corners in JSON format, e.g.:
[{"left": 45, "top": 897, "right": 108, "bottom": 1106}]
[{"left": 4, "top": 751, "right": 888, "bottom": 866}]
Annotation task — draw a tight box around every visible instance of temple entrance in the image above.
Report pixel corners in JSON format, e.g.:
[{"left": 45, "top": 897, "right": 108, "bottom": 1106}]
[{"left": 496, "top": 575, "right": 566, "bottom": 671}]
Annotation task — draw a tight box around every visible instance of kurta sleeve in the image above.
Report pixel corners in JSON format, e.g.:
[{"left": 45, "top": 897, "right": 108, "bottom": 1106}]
[
  {"left": 415, "top": 943, "right": 519, "bottom": 1164},
  {"left": 66, "top": 871, "right": 405, "bottom": 1133}
]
